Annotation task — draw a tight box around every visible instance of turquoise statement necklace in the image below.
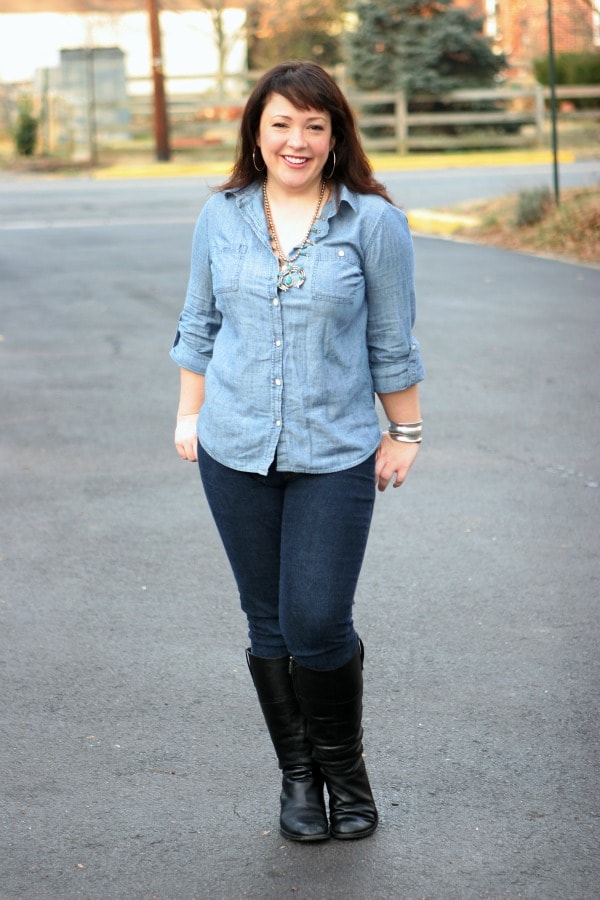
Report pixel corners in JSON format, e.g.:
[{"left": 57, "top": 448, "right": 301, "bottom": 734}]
[{"left": 263, "top": 178, "right": 326, "bottom": 292}]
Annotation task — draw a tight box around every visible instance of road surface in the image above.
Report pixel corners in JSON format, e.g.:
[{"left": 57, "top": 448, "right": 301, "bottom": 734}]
[{"left": 1, "top": 174, "right": 598, "bottom": 898}]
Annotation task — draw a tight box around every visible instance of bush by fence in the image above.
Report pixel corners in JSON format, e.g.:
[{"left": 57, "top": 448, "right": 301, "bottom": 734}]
[
  {"left": 534, "top": 52, "right": 600, "bottom": 91},
  {"left": 14, "top": 102, "right": 37, "bottom": 156}
]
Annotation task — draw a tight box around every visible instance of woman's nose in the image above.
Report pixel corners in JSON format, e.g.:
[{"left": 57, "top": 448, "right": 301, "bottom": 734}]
[{"left": 287, "top": 128, "right": 307, "bottom": 149}]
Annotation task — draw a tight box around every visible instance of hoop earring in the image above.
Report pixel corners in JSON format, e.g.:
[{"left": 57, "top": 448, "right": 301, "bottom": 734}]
[
  {"left": 252, "top": 147, "right": 265, "bottom": 173},
  {"left": 324, "top": 150, "right": 336, "bottom": 179}
]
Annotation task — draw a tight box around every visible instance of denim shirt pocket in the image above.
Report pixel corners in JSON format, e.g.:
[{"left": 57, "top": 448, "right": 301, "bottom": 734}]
[
  {"left": 312, "top": 247, "right": 363, "bottom": 304},
  {"left": 211, "top": 243, "right": 248, "bottom": 294}
]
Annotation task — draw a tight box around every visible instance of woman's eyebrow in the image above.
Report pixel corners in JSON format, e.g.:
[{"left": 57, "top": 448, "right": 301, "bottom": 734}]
[{"left": 269, "top": 113, "right": 327, "bottom": 121}]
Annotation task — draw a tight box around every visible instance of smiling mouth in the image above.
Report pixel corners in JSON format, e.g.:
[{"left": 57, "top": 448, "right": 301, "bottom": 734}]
[{"left": 283, "top": 155, "right": 309, "bottom": 165}]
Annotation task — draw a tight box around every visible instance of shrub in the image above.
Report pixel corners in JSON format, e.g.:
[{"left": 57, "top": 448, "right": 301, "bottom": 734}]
[
  {"left": 14, "top": 104, "right": 38, "bottom": 156},
  {"left": 515, "top": 187, "right": 553, "bottom": 227},
  {"left": 534, "top": 53, "right": 600, "bottom": 108}
]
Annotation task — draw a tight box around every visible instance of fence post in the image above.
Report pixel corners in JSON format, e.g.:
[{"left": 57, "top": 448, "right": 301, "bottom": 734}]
[
  {"left": 534, "top": 83, "right": 545, "bottom": 146},
  {"left": 395, "top": 90, "right": 408, "bottom": 155}
]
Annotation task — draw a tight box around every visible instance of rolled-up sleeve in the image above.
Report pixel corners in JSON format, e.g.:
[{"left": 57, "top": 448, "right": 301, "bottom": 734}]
[
  {"left": 170, "top": 203, "right": 222, "bottom": 374},
  {"left": 364, "top": 204, "right": 425, "bottom": 393}
]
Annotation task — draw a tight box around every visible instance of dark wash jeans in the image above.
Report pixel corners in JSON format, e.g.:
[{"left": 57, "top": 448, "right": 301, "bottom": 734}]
[{"left": 198, "top": 445, "right": 377, "bottom": 670}]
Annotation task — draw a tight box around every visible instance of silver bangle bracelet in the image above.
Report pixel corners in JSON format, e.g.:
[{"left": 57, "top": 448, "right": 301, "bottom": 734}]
[
  {"left": 388, "top": 420, "right": 422, "bottom": 432},
  {"left": 388, "top": 420, "right": 423, "bottom": 440},
  {"left": 387, "top": 431, "right": 422, "bottom": 443}
]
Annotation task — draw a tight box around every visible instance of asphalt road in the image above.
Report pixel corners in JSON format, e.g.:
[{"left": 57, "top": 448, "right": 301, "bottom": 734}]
[
  {"left": 1, "top": 159, "right": 599, "bottom": 226},
  {"left": 1, "top": 174, "right": 599, "bottom": 899},
  {"left": 382, "top": 159, "right": 600, "bottom": 208}
]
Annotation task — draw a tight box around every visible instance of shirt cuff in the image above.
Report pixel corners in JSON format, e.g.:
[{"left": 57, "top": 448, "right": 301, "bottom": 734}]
[{"left": 170, "top": 330, "right": 211, "bottom": 375}]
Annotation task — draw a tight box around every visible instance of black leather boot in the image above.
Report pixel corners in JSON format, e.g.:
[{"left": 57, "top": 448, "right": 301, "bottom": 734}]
[
  {"left": 291, "top": 642, "right": 378, "bottom": 840},
  {"left": 246, "top": 650, "right": 329, "bottom": 841}
]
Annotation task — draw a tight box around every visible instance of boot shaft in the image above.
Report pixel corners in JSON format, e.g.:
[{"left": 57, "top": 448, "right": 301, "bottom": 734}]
[
  {"left": 290, "top": 641, "right": 378, "bottom": 839},
  {"left": 246, "top": 650, "right": 312, "bottom": 770},
  {"left": 291, "top": 642, "right": 365, "bottom": 767}
]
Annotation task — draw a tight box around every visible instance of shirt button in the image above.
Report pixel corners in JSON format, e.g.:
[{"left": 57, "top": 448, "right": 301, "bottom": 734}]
[
  {"left": 275, "top": 340, "right": 281, "bottom": 347},
  {"left": 272, "top": 297, "right": 279, "bottom": 306},
  {"left": 275, "top": 420, "right": 281, "bottom": 427},
  {"left": 338, "top": 250, "right": 345, "bottom": 257},
  {"left": 275, "top": 378, "right": 282, "bottom": 386}
]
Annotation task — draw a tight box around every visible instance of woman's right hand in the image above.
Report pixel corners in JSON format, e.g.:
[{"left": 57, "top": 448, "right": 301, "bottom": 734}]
[{"left": 174, "top": 413, "right": 199, "bottom": 462}]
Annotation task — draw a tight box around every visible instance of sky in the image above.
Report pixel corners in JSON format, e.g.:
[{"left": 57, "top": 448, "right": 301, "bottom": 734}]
[{"left": 0, "top": 10, "right": 246, "bottom": 85}]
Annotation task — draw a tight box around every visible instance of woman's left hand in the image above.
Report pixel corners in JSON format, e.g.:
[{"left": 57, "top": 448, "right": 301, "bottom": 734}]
[
  {"left": 375, "top": 431, "right": 421, "bottom": 492},
  {"left": 175, "top": 412, "right": 200, "bottom": 462}
]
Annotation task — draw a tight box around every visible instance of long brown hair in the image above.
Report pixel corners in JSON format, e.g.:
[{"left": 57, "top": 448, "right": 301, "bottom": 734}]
[{"left": 220, "top": 60, "right": 393, "bottom": 203}]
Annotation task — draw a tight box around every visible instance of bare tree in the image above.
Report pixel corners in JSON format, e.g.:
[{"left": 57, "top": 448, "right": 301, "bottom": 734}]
[
  {"left": 246, "top": 0, "right": 346, "bottom": 70},
  {"left": 159, "top": 0, "right": 249, "bottom": 101}
]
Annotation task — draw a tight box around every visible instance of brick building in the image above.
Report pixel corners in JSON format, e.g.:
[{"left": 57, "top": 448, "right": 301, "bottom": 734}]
[{"left": 457, "top": 0, "right": 599, "bottom": 78}]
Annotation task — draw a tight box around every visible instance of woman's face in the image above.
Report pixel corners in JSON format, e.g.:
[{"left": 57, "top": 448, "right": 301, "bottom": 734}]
[{"left": 256, "top": 92, "right": 335, "bottom": 195}]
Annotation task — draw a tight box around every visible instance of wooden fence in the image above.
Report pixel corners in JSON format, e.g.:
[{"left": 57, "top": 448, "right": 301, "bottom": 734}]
[
  {"left": 4, "top": 77, "right": 600, "bottom": 158},
  {"left": 353, "top": 87, "right": 547, "bottom": 153},
  {"left": 136, "top": 83, "right": 600, "bottom": 155},
  {"left": 372, "top": 85, "right": 600, "bottom": 153}
]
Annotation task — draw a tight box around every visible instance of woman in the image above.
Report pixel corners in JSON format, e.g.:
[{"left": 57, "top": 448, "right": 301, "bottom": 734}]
[{"left": 171, "top": 61, "right": 424, "bottom": 842}]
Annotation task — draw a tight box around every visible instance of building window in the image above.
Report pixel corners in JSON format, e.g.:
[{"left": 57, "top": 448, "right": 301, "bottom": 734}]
[
  {"left": 485, "top": 0, "right": 498, "bottom": 39},
  {"left": 593, "top": 3, "right": 600, "bottom": 47}
]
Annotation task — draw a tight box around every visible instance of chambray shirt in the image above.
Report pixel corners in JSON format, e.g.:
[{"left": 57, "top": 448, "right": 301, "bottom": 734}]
[{"left": 171, "top": 182, "right": 424, "bottom": 475}]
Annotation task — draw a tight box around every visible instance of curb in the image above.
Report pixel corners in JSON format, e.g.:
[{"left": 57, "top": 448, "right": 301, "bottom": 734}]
[
  {"left": 90, "top": 149, "right": 576, "bottom": 181},
  {"left": 406, "top": 209, "right": 480, "bottom": 235},
  {"left": 92, "top": 160, "right": 232, "bottom": 180}
]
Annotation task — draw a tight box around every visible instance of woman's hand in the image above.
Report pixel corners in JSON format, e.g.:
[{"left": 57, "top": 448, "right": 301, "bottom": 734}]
[
  {"left": 174, "top": 413, "right": 199, "bottom": 462},
  {"left": 375, "top": 431, "right": 420, "bottom": 492}
]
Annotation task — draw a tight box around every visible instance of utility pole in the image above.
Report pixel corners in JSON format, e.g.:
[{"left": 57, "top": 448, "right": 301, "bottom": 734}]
[
  {"left": 547, "top": 0, "right": 559, "bottom": 204},
  {"left": 146, "top": 0, "right": 170, "bottom": 161}
]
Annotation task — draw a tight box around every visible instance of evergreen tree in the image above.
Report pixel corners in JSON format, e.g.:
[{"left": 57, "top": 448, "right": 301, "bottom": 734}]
[{"left": 348, "top": 0, "right": 506, "bottom": 95}]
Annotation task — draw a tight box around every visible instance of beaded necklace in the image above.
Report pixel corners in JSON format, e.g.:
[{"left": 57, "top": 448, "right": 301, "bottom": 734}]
[{"left": 263, "top": 178, "right": 326, "bottom": 292}]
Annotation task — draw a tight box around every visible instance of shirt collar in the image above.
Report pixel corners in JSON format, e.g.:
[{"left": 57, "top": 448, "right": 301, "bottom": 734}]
[
  {"left": 224, "top": 180, "right": 359, "bottom": 214},
  {"left": 334, "top": 183, "right": 358, "bottom": 212}
]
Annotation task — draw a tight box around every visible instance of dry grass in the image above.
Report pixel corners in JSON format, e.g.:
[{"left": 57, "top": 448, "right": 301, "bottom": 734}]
[{"left": 449, "top": 185, "right": 600, "bottom": 265}]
